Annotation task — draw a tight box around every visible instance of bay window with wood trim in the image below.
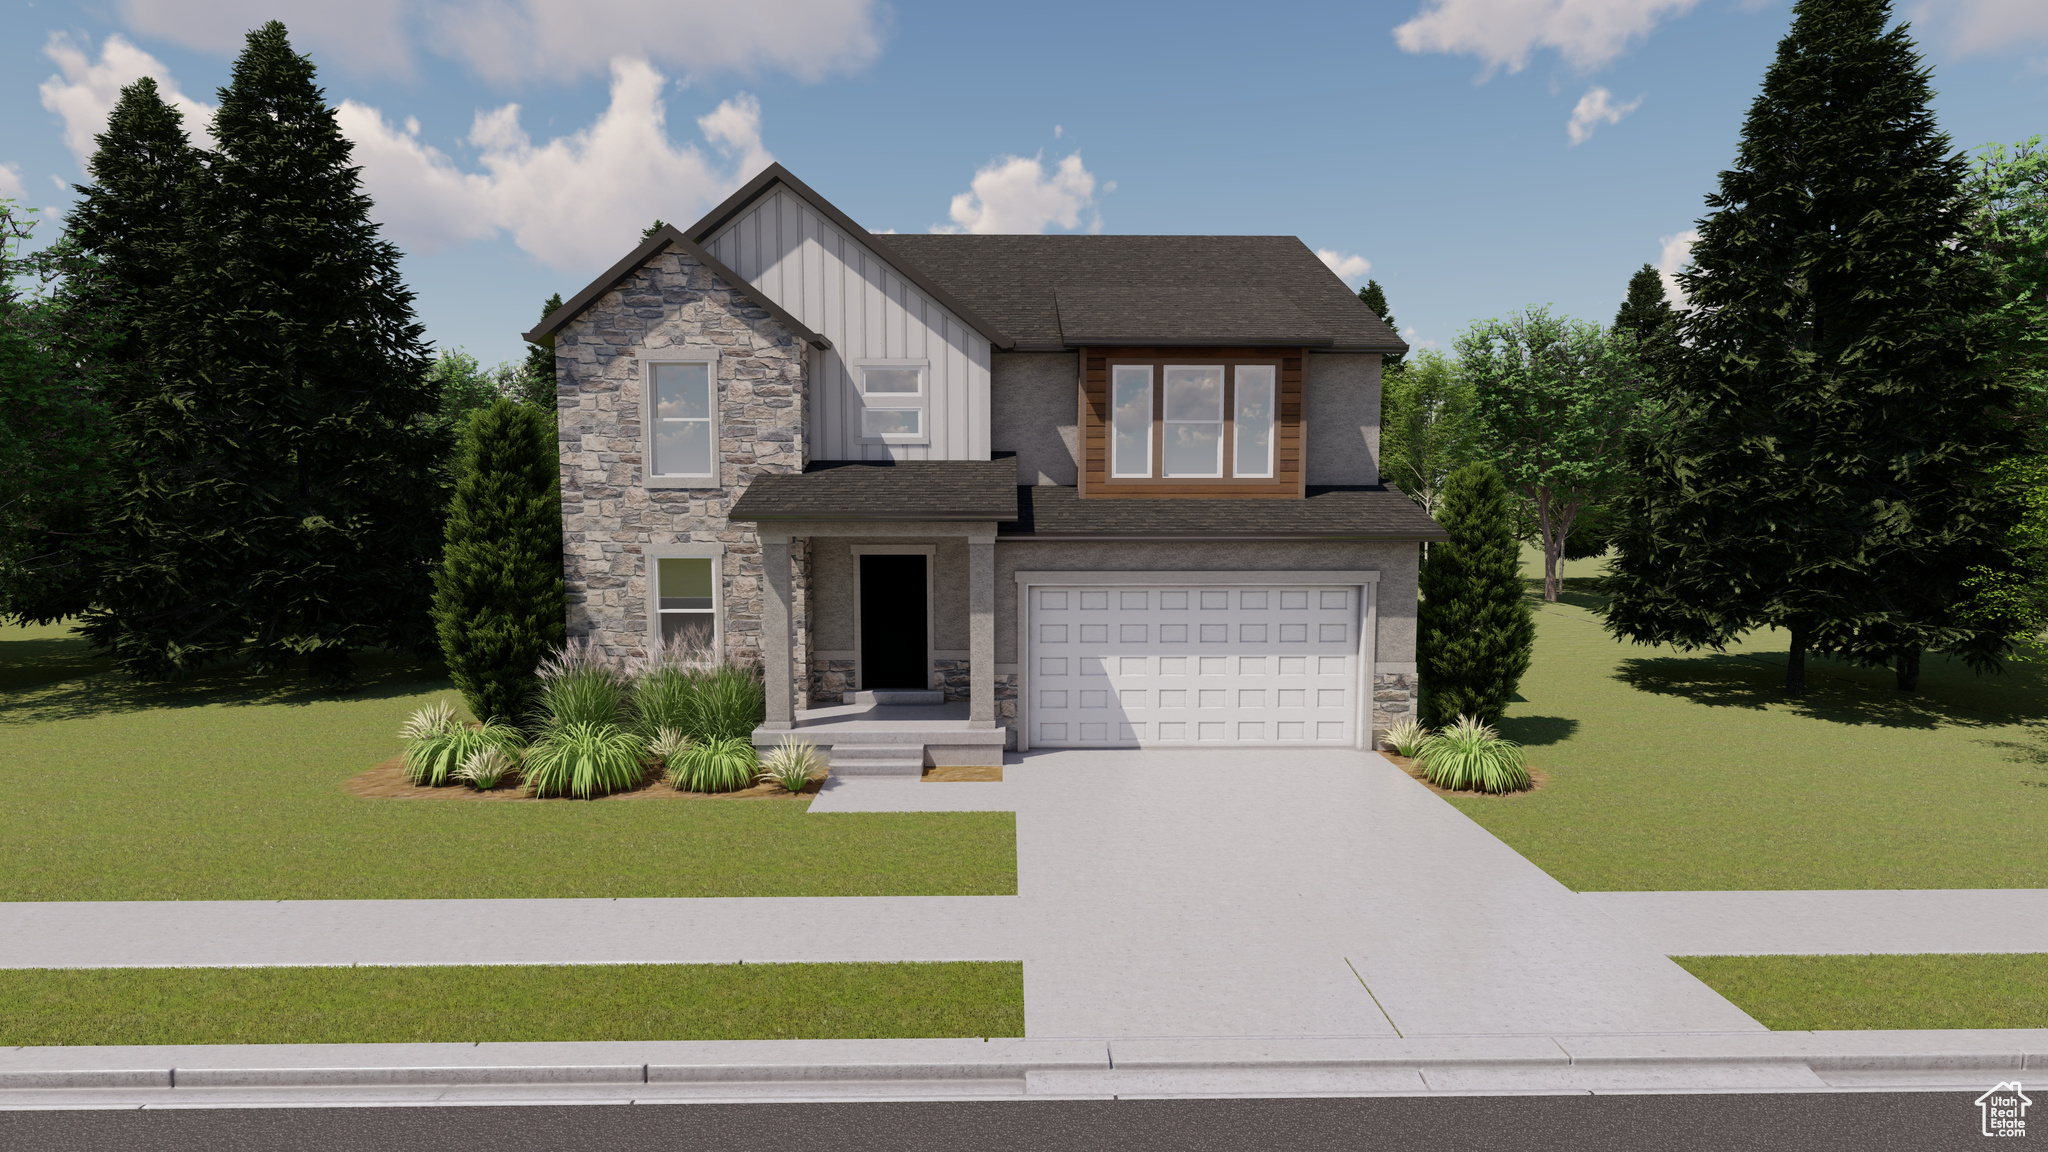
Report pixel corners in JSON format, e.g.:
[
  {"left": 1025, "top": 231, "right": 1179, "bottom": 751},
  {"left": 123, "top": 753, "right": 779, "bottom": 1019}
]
[{"left": 1085, "top": 349, "right": 1303, "bottom": 497}]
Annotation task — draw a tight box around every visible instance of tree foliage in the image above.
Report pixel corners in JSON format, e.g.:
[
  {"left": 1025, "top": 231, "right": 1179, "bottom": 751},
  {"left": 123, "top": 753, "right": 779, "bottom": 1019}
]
[
  {"left": 1603, "top": 0, "right": 2024, "bottom": 694},
  {"left": 1380, "top": 348, "right": 1478, "bottom": 518},
  {"left": 522, "top": 292, "right": 564, "bottom": 409},
  {"left": 1457, "top": 307, "right": 1643, "bottom": 601},
  {"left": 433, "top": 398, "right": 565, "bottom": 724},
  {"left": 1417, "top": 463, "right": 1534, "bottom": 727},
  {"left": 1357, "top": 278, "right": 1402, "bottom": 368},
  {"left": 77, "top": 22, "right": 446, "bottom": 685}
]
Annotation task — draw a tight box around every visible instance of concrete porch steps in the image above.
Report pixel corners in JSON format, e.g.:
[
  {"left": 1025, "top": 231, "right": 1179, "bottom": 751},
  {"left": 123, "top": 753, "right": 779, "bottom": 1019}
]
[{"left": 822, "top": 744, "right": 926, "bottom": 777}]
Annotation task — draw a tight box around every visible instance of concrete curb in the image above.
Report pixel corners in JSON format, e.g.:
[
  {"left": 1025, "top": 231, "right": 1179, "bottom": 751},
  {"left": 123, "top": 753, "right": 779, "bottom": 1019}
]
[{"left": 4, "top": 1031, "right": 2046, "bottom": 1108}]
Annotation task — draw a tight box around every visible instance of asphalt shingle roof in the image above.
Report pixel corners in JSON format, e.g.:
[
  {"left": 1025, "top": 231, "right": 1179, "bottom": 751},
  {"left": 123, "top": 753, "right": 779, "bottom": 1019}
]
[
  {"left": 878, "top": 234, "right": 1406, "bottom": 352},
  {"left": 1001, "top": 485, "right": 1446, "bottom": 540},
  {"left": 727, "top": 460, "right": 1021, "bottom": 522}
]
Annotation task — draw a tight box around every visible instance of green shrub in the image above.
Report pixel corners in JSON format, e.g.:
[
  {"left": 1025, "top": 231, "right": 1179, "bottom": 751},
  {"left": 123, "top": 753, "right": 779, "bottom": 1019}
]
[
  {"left": 1382, "top": 717, "right": 1430, "bottom": 758},
  {"left": 758, "top": 738, "right": 822, "bottom": 794},
  {"left": 398, "top": 700, "right": 525, "bottom": 787},
  {"left": 533, "top": 639, "right": 632, "bottom": 731},
  {"left": 432, "top": 396, "right": 566, "bottom": 725},
  {"left": 456, "top": 746, "right": 518, "bottom": 791},
  {"left": 669, "top": 735, "right": 759, "bottom": 794},
  {"left": 1417, "top": 462, "right": 1535, "bottom": 727},
  {"left": 524, "top": 722, "right": 648, "bottom": 799},
  {"left": 1418, "top": 715, "right": 1530, "bottom": 794}
]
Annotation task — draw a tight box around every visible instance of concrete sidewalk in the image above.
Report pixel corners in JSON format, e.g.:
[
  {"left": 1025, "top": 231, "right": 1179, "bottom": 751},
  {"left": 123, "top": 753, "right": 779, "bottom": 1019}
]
[
  {"left": 0, "top": 751, "right": 1761, "bottom": 1040},
  {"left": 1584, "top": 889, "right": 2048, "bottom": 956},
  {"left": 5, "top": 1029, "right": 2045, "bottom": 1107}
]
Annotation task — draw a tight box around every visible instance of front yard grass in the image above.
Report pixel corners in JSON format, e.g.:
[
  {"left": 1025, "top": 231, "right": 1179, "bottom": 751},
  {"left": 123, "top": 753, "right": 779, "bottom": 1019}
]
[
  {"left": 0, "top": 962, "right": 1023, "bottom": 1046},
  {"left": 0, "top": 622, "right": 1015, "bottom": 901},
  {"left": 1674, "top": 954, "right": 2048, "bottom": 1031},
  {"left": 1437, "top": 553, "right": 2048, "bottom": 892}
]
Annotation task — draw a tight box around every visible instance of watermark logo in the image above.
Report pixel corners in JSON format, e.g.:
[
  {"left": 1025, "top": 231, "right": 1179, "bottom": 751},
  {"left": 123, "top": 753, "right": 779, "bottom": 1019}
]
[{"left": 1978, "top": 1081, "right": 2031, "bottom": 1138}]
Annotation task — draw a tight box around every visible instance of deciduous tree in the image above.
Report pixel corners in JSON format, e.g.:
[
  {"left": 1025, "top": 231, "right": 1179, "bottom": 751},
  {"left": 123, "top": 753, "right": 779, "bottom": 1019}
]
[{"left": 1380, "top": 348, "right": 1478, "bottom": 518}]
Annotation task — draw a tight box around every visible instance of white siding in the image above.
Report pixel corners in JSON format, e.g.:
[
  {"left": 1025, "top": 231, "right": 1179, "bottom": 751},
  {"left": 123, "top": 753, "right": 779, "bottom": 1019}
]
[{"left": 703, "top": 190, "right": 993, "bottom": 462}]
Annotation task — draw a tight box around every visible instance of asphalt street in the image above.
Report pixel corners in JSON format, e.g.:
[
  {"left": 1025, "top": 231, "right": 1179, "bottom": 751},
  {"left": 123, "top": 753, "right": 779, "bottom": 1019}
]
[{"left": 0, "top": 1092, "right": 2006, "bottom": 1151}]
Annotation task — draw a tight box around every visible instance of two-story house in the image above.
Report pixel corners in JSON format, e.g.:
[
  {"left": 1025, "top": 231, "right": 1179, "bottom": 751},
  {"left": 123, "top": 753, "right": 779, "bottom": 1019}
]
[{"left": 524, "top": 164, "right": 1444, "bottom": 772}]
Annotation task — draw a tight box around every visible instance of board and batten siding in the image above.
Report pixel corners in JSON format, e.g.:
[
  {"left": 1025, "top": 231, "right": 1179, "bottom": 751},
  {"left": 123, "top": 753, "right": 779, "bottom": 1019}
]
[{"left": 702, "top": 189, "right": 992, "bottom": 462}]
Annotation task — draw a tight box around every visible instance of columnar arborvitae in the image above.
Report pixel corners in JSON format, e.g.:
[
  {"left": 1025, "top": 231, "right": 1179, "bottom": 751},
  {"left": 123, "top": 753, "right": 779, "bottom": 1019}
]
[
  {"left": 434, "top": 398, "right": 565, "bottom": 723},
  {"left": 1603, "top": 0, "right": 2022, "bottom": 694},
  {"left": 1418, "top": 463, "right": 1535, "bottom": 726},
  {"left": 79, "top": 22, "right": 445, "bottom": 684}
]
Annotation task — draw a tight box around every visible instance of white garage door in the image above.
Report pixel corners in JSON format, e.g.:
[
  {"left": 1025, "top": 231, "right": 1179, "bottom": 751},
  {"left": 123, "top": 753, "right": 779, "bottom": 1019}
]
[{"left": 1027, "top": 582, "right": 1365, "bottom": 748}]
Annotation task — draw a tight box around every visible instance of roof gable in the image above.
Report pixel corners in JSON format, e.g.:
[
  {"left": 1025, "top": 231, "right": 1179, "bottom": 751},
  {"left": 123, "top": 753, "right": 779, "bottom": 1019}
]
[{"left": 522, "top": 225, "right": 829, "bottom": 350}]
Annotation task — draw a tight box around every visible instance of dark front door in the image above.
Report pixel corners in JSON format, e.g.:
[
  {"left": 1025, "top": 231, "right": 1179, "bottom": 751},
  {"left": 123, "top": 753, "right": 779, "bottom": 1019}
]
[{"left": 859, "top": 553, "right": 928, "bottom": 690}]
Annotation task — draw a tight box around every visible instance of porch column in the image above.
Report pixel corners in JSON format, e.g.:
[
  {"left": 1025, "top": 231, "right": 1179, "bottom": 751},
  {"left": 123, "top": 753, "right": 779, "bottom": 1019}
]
[
  {"left": 760, "top": 532, "right": 794, "bottom": 730},
  {"left": 968, "top": 533, "right": 996, "bottom": 729}
]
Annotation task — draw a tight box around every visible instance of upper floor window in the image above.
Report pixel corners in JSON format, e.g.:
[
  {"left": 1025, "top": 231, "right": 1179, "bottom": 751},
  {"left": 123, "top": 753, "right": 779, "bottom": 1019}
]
[
  {"left": 857, "top": 361, "right": 929, "bottom": 444},
  {"left": 1106, "top": 358, "right": 1282, "bottom": 482},
  {"left": 643, "top": 356, "right": 719, "bottom": 487}
]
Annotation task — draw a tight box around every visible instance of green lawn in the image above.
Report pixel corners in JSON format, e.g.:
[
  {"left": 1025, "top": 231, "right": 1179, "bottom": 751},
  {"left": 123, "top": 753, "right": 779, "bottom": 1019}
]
[
  {"left": 0, "top": 622, "right": 1015, "bottom": 901},
  {"left": 0, "top": 962, "right": 1023, "bottom": 1046},
  {"left": 1675, "top": 954, "right": 2048, "bottom": 1031},
  {"left": 1437, "top": 552, "right": 2048, "bottom": 892}
]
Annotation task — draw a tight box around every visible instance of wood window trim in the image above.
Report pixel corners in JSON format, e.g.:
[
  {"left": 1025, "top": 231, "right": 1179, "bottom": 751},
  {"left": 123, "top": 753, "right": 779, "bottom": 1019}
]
[{"left": 1080, "top": 347, "right": 1305, "bottom": 499}]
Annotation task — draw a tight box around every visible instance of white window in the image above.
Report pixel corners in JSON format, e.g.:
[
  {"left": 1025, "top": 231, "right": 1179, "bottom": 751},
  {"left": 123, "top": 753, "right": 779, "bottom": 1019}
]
[
  {"left": 1162, "top": 365, "right": 1225, "bottom": 477},
  {"left": 857, "top": 362, "right": 928, "bottom": 443},
  {"left": 1234, "top": 365, "right": 1276, "bottom": 479},
  {"left": 653, "top": 556, "right": 717, "bottom": 654},
  {"left": 644, "top": 358, "right": 718, "bottom": 486},
  {"left": 1111, "top": 364, "right": 1153, "bottom": 478}
]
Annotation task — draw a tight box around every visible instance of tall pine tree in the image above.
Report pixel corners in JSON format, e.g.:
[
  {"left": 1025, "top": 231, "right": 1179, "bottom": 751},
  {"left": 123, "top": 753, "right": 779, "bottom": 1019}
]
[
  {"left": 1612, "top": 263, "right": 1676, "bottom": 368},
  {"left": 1418, "top": 463, "right": 1534, "bottom": 726},
  {"left": 434, "top": 398, "right": 565, "bottom": 724},
  {"left": 1357, "top": 279, "right": 1403, "bottom": 368},
  {"left": 1604, "top": 0, "right": 2022, "bottom": 694},
  {"left": 80, "top": 22, "right": 445, "bottom": 685}
]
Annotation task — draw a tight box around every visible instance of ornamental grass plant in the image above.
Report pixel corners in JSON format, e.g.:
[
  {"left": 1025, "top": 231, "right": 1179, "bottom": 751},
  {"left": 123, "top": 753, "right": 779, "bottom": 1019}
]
[
  {"left": 685, "top": 663, "right": 767, "bottom": 742},
  {"left": 455, "top": 746, "right": 518, "bottom": 791},
  {"left": 1382, "top": 717, "right": 1430, "bottom": 758},
  {"left": 1418, "top": 715, "right": 1531, "bottom": 794},
  {"left": 532, "top": 638, "right": 633, "bottom": 732},
  {"left": 669, "top": 735, "right": 759, "bottom": 794},
  {"left": 759, "top": 739, "right": 823, "bottom": 794},
  {"left": 398, "top": 700, "right": 525, "bottom": 787},
  {"left": 629, "top": 637, "right": 764, "bottom": 743},
  {"left": 525, "top": 722, "right": 648, "bottom": 799}
]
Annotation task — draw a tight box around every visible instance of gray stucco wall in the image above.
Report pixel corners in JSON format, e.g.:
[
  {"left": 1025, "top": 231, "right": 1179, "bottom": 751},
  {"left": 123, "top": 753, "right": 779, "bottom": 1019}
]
[
  {"left": 1303, "top": 352, "right": 1381, "bottom": 486},
  {"left": 991, "top": 352, "right": 1080, "bottom": 485},
  {"left": 993, "top": 539, "right": 1418, "bottom": 671},
  {"left": 555, "top": 248, "right": 810, "bottom": 669}
]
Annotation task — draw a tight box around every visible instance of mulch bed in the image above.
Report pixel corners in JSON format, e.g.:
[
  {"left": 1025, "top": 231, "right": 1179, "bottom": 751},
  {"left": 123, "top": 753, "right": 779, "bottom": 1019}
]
[
  {"left": 922, "top": 765, "right": 1002, "bottom": 782},
  {"left": 345, "top": 755, "right": 819, "bottom": 802},
  {"left": 1380, "top": 751, "right": 1548, "bottom": 797}
]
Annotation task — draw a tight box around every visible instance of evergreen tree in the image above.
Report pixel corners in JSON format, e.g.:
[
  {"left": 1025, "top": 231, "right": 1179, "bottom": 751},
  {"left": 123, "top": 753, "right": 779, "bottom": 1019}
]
[
  {"left": 3, "top": 79, "right": 195, "bottom": 624},
  {"left": 1604, "top": 0, "right": 2022, "bottom": 694},
  {"left": 79, "top": 22, "right": 445, "bottom": 685},
  {"left": 434, "top": 398, "right": 565, "bottom": 723},
  {"left": 521, "top": 292, "right": 563, "bottom": 409},
  {"left": 1612, "top": 263, "right": 1677, "bottom": 372},
  {"left": 641, "top": 220, "right": 669, "bottom": 241},
  {"left": 1357, "top": 279, "right": 1403, "bottom": 368},
  {"left": 1418, "top": 463, "right": 1534, "bottom": 726}
]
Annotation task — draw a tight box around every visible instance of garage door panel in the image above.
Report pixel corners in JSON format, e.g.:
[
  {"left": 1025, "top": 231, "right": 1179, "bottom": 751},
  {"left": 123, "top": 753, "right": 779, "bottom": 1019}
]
[{"left": 1029, "top": 581, "right": 1362, "bottom": 749}]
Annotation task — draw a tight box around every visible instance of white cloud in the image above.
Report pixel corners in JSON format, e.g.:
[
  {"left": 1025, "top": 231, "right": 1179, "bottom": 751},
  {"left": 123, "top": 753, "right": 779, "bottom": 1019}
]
[
  {"left": 113, "top": 0, "right": 883, "bottom": 85},
  {"left": 1402, "top": 326, "right": 1439, "bottom": 352},
  {"left": 0, "top": 164, "right": 23, "bottom": 200},
  {"left": 1658, "top": 228, "right": 1699, "bottom": 305},
  {"left": 938, "top": 152, "right": 1099, "bottom": 235},
  {"left": 38, "top": 34, "right": 216, "bottom": 167},
  {"left": 1316, "top": 249, "right": 1372, "bottom": 283},
  {"left": 342, "top": 59, "right": 773, "bottom": 269},
  {"left": 1393, "top": 0, "right": 1702, "bottom": 75},
  {"left": 1567, "top": 86, "right": 1642, "bottom": 146},
  {"left": 1908, "top": 0, "right": 2048, "bottom": 58}
]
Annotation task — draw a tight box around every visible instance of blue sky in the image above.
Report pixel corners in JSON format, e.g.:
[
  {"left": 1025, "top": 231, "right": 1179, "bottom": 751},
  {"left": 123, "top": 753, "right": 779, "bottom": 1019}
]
[{"left": 5, "top": 0, "right": 2046, "bottom": 369}]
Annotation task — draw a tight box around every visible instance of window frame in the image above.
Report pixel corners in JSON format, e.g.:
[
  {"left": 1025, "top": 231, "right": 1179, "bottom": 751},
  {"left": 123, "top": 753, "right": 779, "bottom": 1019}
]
[
  {"left": 639, "top": 351, "right": 723, "bottom": 489},
  {"left": 646, "top": 543, "right": 726, "bottom": 660},
  {"left": 1232, "top": 364, "right": 1278, "bottom": 479},
  {"left": 1110, "top": 364, "right": 1155, "bottom": 478},
  {"left": 1160, "top": 364, "right": 1228, "bottom": 478},
  {"left": 1098, "top": 354, "right": 1286, "bottom": 487},
  {"left": 854, "top": 359, "right": 931, "bottom": 446}
]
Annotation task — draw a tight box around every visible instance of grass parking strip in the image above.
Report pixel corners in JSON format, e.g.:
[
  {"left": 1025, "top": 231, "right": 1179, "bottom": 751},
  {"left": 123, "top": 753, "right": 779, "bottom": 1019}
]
[
  {"left": 1675, "top": 953, "right": 2048, "bottom": 1031},
  {"left": 0, "top": 961, "right": 1025, "bottom": 1047}
]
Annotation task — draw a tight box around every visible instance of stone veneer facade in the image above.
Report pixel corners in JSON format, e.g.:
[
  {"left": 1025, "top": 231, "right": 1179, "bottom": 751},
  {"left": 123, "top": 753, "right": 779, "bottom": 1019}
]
[
  {"left": 555, "top": 248, "right": 810, "bottom": 673},
  {"left": 1371, "top": 671, "right": 1418, "bottom": 750}
]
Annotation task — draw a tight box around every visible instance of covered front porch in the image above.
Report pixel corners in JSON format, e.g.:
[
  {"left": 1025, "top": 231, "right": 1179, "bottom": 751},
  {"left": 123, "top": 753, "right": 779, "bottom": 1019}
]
[{"left": 730, "top": 460, "right": 1020, "bottom": 773}]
